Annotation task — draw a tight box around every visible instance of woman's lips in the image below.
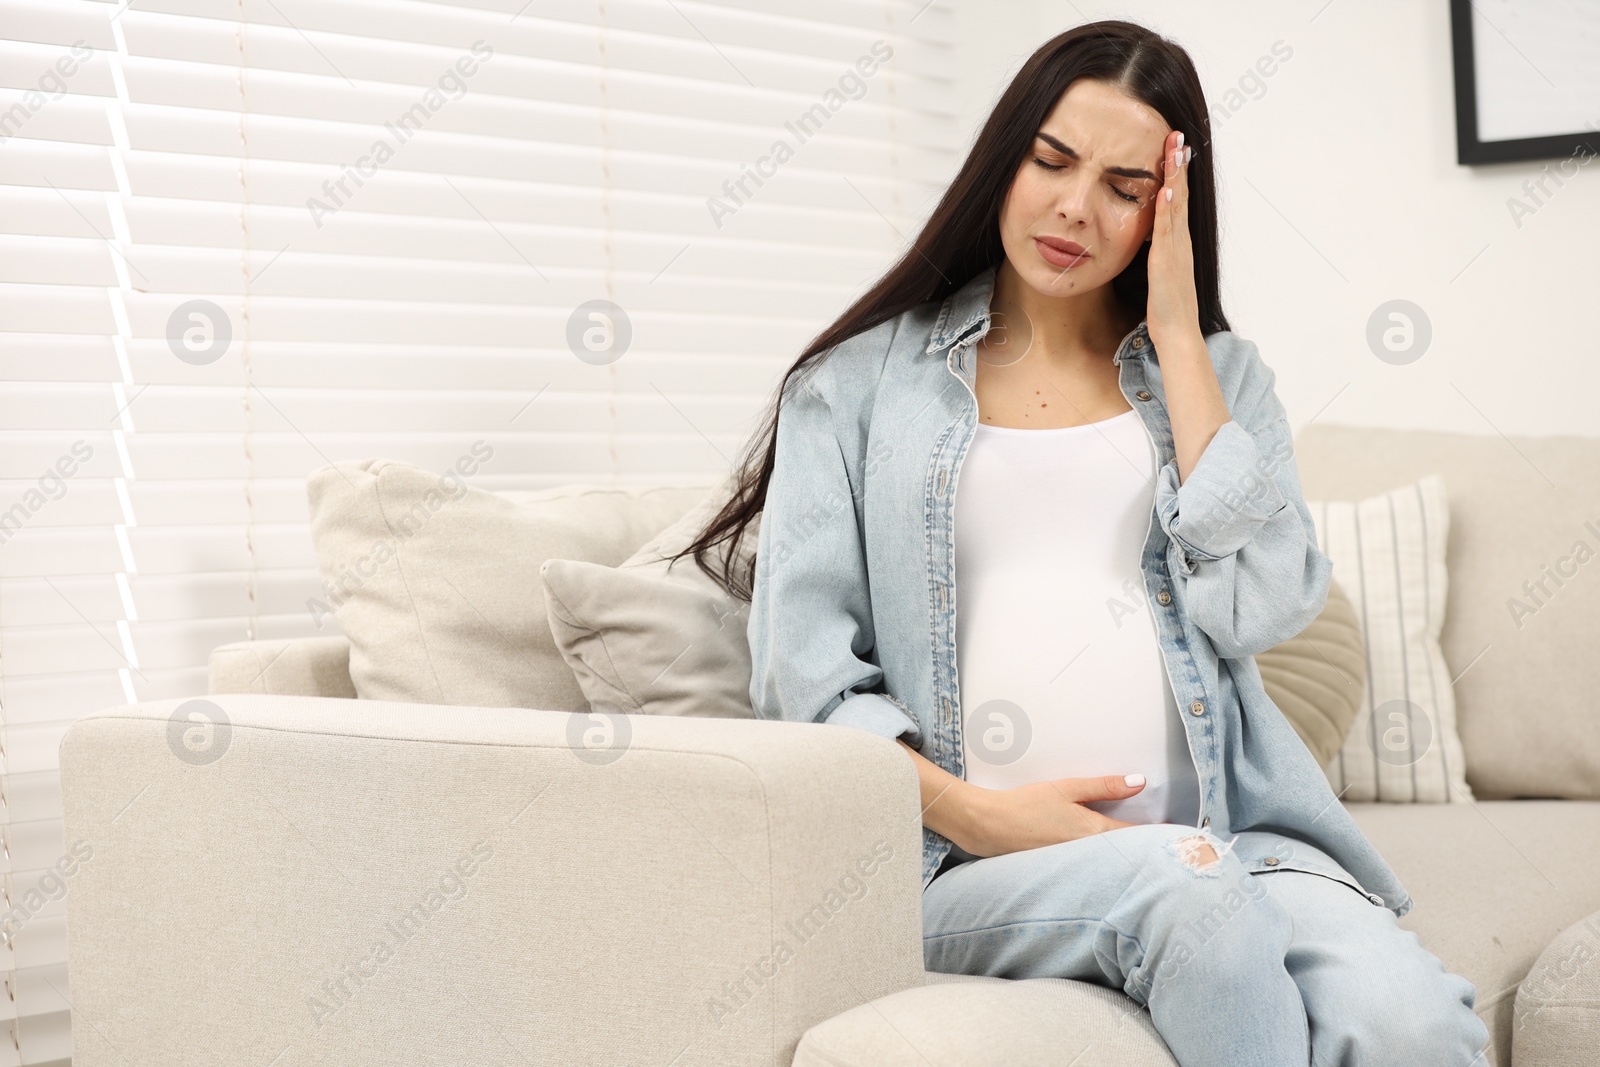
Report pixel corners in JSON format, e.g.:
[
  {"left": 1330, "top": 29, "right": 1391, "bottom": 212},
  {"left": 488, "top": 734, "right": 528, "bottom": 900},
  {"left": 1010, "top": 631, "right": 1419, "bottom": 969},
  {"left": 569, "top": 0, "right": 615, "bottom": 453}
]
[{"left": 1034, "top": 236, "right": 1090, "bottom": 269}]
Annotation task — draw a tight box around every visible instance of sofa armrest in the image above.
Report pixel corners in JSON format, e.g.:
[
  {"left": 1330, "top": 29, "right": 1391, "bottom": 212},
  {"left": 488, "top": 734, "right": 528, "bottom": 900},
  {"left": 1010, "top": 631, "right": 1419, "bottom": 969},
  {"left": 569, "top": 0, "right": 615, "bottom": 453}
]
[
  {"left": 208, "top": 636, "right": 357, "bottom": 697},
  {"left": 1513, "top": 909, "right": 1600, "bottom": 1067},
  {"left": 60, "top": 696, "right": 927, "bottom": 1066}
]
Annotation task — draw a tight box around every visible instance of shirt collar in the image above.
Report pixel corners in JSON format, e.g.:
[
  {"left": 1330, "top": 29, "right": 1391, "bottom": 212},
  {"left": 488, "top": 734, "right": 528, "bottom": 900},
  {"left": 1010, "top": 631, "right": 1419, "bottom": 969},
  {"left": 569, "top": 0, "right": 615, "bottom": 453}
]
[
  {"left": 924, "top": 264, "right": 1151, "bottom": 362},
  {"left": 925, "top": 266, "right": 998, "bottom": 354}
]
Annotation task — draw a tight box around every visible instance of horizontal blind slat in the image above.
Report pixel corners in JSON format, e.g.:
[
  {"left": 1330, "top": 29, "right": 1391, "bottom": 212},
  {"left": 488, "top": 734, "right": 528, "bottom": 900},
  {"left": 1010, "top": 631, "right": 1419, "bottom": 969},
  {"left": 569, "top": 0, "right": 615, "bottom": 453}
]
[
  {"left": 3, "top": 0, "right": 116, "bottom": 50},
  {"left": 0, "top": 135, "right": 116, "bottom": 190}
]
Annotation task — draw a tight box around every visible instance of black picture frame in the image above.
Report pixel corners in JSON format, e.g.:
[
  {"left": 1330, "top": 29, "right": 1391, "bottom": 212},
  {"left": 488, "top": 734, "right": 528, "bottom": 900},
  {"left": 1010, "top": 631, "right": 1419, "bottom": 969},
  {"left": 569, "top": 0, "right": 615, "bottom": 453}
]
[{"left": 1449, "top": 0, "right": 1600, "bottom": 165}]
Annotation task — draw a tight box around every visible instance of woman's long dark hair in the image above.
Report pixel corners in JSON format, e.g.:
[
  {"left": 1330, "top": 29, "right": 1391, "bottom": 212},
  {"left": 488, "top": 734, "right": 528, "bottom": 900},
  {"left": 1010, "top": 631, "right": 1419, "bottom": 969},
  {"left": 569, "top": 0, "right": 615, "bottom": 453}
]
[{"left": 669, "top": 20, "right": 1230, "bottom": 601}]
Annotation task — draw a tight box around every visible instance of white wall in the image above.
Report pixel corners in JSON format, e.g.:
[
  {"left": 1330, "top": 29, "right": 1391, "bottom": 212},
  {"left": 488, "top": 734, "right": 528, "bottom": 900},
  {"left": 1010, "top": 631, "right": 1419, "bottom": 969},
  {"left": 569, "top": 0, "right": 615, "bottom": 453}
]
[{"left": 948, "top": 0, "right": 1598, "bottom": 438}]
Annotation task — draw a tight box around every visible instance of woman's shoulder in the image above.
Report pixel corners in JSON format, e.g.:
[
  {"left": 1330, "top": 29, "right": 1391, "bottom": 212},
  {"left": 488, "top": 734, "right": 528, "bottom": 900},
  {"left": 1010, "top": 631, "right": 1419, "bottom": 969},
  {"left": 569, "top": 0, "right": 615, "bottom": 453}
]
[{"left": 805, "top": 300, "right": 943, "bottom": 399}]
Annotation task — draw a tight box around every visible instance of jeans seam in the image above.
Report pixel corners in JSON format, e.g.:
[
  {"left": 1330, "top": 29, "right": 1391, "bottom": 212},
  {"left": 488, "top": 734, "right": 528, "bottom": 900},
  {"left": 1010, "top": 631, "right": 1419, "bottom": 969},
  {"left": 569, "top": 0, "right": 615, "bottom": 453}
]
[
  {"left": 924, "top": 916, "right": 1113, "bottom": 942},
  {"left": 1099, "top": 913, "right": 1156, "bottom": 1003}
]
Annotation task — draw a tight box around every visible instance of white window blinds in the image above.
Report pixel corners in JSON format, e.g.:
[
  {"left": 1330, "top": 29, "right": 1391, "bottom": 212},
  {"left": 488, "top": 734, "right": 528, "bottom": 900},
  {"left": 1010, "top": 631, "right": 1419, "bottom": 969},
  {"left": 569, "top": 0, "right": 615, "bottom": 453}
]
[{"left": 0, "top": 0, "right": 957, "bottom": 1059}]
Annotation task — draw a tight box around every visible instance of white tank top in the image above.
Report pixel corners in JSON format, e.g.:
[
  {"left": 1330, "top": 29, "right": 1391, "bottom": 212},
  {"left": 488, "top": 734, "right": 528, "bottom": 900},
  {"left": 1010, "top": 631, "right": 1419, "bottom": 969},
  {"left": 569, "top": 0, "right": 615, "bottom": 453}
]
[{"left": 953, "top": 408, "right": 1201, "bottom": 826}]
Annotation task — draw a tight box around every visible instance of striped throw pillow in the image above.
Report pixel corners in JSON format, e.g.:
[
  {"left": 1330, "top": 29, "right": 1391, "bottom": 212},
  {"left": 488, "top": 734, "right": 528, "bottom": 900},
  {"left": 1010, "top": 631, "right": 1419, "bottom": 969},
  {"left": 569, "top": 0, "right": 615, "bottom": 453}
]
[{"left": 1306, "top": 475, "right": 1474, "bottom": 803}]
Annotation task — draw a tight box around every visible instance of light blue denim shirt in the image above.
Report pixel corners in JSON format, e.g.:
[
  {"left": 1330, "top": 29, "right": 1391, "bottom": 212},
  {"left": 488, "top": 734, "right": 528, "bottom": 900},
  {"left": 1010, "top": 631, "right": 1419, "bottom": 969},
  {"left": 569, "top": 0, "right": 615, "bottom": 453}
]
[{"left": 747, "top": 265, "right": 1414, "bottom": 918}]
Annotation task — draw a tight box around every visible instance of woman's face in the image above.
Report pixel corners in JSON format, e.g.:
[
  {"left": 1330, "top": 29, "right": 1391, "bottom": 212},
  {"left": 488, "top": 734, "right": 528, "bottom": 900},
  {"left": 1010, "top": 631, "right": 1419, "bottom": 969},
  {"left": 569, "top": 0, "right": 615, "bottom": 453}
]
[{"left": 997, "top": 78, "right": 1171, "bottom": 301}]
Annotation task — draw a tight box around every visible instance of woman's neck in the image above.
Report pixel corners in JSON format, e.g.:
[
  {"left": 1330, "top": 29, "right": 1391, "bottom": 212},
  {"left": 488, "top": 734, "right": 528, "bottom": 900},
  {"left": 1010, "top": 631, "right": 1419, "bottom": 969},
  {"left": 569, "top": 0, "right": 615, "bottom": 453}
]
[{"left": 989, "top": 259, "right": 1141, "bottom": 373}]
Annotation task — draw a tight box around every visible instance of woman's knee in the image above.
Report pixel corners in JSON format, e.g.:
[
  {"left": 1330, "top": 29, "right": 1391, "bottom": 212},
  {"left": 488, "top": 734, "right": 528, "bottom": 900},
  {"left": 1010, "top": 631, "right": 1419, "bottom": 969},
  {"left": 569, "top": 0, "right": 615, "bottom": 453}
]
[
  {"left": 1104, "top": 828, "right": 1294, "bottom": 992},
  {"left": 1150, "top": 862, "right": 1285, "bottom": 948},
  {"left": 1313, "top": 964, "right": 1490, "bottom": 1066}
]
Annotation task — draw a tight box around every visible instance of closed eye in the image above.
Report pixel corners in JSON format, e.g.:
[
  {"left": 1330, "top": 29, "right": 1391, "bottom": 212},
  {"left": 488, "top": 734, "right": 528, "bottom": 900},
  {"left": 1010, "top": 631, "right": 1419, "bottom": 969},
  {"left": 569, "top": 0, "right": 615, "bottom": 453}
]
[{"left": 1031, "top": 157, "right": 1142, "bottom": 203}]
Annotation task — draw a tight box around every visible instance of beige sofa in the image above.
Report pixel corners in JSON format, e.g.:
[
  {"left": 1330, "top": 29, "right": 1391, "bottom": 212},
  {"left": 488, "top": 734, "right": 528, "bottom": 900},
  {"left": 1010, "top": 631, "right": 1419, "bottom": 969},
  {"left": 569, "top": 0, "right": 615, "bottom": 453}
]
[{"left": 59, "top": 426, "right": 1600, "bottom": 1066}]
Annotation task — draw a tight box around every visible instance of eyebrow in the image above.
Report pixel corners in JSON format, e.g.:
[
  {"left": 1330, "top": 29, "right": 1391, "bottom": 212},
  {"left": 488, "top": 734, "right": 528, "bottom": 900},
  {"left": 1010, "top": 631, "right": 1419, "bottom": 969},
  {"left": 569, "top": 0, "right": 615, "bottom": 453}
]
[{"left": 1034, "top": 132, "right": 1161, "bottom": 182}]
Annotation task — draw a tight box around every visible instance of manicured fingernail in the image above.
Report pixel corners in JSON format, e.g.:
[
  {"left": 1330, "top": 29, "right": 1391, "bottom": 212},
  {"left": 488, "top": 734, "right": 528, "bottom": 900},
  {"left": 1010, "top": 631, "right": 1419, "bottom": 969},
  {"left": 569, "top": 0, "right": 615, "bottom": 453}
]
[
  {"left": 1176, "top": 131, "right": 1184, "bottom": 147},
  {"left": 1125, "top": 774, "right": 1146, "bottom": 787},
  {"left": 1184, "top": 145, "right": 1193, "bottom": 164},
  {"left": 1165, "top": 188, "right": 1173, "bottom": 202}
]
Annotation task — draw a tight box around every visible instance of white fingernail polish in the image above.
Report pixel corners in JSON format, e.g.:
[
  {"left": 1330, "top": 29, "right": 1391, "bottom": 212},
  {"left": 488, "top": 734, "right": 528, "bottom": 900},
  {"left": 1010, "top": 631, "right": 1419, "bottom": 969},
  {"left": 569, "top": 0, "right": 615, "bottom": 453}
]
[
  {"left": 1125, "top": 774, "right": 1146, "bottom": 787},
  {"left": 1185, "top": 145, "right": 1193, "bottom": 164},
  {"left": 1176, "top": 131, "right": 1184, "bottom": 148}
]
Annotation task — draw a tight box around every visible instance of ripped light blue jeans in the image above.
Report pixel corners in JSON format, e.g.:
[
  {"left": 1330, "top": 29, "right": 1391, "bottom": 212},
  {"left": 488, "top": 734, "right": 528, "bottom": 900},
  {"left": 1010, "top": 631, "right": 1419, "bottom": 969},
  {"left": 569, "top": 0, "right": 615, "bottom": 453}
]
[{"left": 922, "top": 823, "right": 1491, "bottom": 1067}]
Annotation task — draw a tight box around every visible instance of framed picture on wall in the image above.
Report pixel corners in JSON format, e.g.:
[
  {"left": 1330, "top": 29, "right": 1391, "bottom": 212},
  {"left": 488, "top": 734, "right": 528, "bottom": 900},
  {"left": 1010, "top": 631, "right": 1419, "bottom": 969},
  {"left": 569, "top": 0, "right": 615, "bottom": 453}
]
[{"left": 1449, "top": 0, "right": 1600, "bottom": 164}]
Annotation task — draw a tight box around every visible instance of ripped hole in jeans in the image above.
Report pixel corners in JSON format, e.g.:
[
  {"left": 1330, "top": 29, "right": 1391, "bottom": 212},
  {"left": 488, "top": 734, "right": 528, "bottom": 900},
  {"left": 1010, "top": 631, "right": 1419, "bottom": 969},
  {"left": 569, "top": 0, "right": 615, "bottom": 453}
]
[{"left": 1166, "top": 829, "right": 1235, "bottom": 877}]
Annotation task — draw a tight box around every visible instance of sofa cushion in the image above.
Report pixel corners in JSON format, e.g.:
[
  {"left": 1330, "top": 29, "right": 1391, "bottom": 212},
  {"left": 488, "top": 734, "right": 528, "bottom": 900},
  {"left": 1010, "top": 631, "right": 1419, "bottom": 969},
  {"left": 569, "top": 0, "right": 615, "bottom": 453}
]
[
  {"left": 305, "top": 456, "right": 712, "bottom": 710},
  {"left": 793, "top": 974, "right": 1179, "bottom": 1066},
  {"left": 1304, "top": 476, "right": 1471, "bottom": 802},
  {"left": 541, "top": 484, "right": 761, "bottom": 719},
  {"left": 1255, "top": 576, "right": 1366, "bottom": 768},
  {"left": 1295, "top": 425, "right": 1600, "bottom": 800},
  {"left": 1347, "top": 799, "right": 1600, "bottom": 1067}
]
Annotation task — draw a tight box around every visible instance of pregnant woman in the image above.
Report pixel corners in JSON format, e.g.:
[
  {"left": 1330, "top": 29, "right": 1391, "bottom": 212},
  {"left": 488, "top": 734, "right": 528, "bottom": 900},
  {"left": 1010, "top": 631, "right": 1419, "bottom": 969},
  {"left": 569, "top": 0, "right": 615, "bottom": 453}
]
[{"left": 672, "top": 19, "right": 1488, "bottom": 1067}]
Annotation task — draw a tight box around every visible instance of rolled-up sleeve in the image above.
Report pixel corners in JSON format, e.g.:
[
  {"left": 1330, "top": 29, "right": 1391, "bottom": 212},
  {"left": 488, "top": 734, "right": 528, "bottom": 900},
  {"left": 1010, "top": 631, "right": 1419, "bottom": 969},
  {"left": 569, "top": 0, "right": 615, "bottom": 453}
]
[
  {"left": 1156, "top": 420, "right": 1288, "bottom": 566},
  {"left": 824, "top": 690, "right": 920, "bottom": 741},
  {"left": 747, "top": 363, "right": 922, "bottom": 747},
  {"left": 1154, "top": 343, "right": 1332, "bottom": 658}
]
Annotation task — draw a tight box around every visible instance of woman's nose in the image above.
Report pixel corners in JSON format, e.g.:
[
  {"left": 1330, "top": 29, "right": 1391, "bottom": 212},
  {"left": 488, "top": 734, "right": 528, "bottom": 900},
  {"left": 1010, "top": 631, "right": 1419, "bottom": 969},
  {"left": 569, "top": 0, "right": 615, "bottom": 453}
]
[{"left": 1053, "top": 171, "right": 1094, "bottom": 220}]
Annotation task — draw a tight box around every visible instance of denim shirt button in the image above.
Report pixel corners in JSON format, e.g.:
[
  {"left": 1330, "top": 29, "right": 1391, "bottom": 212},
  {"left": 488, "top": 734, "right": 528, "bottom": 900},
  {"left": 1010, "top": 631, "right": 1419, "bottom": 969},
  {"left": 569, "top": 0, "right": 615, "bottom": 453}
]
[
  {"left": 1132, "top": 337, "right": 1145, "bottom": 349},
  {"left": 1156, "top": 589, "right": 1172, "bottom": 605},
  {"left": 1189, "top": 700, "right": 1207, "bottom": 716},
  {"left": 1135, "top": 389, "right": 1153, "bottom": 401},
  {"left": 1201, "top": 816, "right": 1210, "bottom": 828},
  {"left": 1263, "top": 857, "right": 1280, "bottom": 866}
]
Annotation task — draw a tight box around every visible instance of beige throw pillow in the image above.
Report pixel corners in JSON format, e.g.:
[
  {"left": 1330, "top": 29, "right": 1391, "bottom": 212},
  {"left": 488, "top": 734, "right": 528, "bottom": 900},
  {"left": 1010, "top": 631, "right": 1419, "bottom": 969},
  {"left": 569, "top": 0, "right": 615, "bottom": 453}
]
[
  {"left": 1255, "top": 577, "right": 1366, "bottom": 768},
  {"left": 541, "top": 489, "right": 760, "bottom": 719},
  {"left": 306, "top": 455, "right": 712, "bottom": 710},
  {"left": 1306, "top": 475, "right": 1473, "bottom": 803}
]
